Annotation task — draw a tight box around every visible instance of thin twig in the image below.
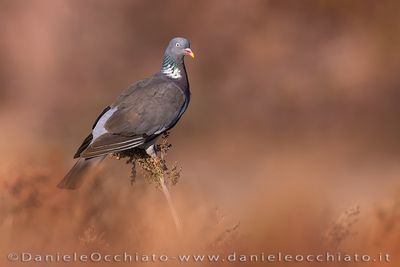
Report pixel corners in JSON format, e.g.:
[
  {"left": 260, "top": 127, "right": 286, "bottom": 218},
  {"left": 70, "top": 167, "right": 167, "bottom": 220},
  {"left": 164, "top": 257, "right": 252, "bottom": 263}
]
[{"left": 159, "top": 175, "right": 182, "bottom": 235}]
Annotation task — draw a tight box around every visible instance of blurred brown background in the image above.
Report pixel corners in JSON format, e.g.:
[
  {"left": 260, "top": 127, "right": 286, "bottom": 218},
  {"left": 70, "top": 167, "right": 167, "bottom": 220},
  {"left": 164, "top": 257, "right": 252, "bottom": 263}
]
[{"left": 0, "top": 0, "right": 400, "bottom": 266}]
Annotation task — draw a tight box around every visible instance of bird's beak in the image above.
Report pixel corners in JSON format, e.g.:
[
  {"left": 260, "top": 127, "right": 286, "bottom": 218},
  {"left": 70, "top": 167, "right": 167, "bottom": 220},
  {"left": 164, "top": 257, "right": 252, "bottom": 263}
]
[{"left": 184, "top": 48, "right": 195, "bottom": 59}]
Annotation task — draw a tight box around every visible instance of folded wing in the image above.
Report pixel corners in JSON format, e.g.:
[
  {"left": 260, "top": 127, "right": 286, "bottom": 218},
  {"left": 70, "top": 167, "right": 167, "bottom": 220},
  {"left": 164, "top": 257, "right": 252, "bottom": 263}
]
[{"left": 77, "top": 76, "right": 187, "bottom": 159}]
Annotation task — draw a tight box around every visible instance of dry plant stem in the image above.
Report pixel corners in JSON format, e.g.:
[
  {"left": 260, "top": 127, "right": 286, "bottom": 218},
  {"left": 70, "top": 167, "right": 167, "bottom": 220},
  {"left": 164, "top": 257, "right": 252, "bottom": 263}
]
[
  {"left": 153, "top": 154, "right": 182, "bottom": 235},
  {"left": 159, "top": 174, "right": 182, "bottom": 235},
  {"left": 114, "top": 132, "right": 183, "bottom": 235}
]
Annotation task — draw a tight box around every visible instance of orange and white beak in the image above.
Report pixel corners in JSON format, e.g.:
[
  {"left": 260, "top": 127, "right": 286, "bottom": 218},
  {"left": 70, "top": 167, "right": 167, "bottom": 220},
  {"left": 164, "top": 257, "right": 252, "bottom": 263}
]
[{"left": 184, "top": 48, "right": 195, "bottom": 59}]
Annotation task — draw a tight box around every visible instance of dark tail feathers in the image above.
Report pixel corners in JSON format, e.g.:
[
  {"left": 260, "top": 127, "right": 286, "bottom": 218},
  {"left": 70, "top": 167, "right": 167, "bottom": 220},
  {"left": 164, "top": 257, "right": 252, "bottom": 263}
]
[{"left": 57, "top": 157, "right": 104, "bottom": 189}]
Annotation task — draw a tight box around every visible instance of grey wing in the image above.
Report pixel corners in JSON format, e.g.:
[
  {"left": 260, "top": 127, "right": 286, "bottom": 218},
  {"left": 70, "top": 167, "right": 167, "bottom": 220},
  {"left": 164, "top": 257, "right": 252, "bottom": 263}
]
[{"left": 79, "top": 78, "right": 186, "bottom": 158}]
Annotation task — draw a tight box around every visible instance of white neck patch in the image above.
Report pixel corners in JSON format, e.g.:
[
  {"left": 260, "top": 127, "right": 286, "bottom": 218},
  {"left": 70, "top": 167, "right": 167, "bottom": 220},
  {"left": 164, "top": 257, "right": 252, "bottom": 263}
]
[{"left": 162, "top": 64, "right": 181, "bottom": 79}]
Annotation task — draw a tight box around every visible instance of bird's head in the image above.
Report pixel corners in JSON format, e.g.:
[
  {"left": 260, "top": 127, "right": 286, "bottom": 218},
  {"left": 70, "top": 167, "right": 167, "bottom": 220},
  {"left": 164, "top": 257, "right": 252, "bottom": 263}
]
[{"left": 164, "top": 37, "right": 195, "bottom": 63}]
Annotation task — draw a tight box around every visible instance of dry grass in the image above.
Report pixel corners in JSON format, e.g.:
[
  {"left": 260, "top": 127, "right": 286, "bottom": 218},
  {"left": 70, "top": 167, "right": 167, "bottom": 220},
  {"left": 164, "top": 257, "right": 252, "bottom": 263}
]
[
  {"left": 371, "top": 190, "right": 400, "bottom": 248},
  {"left": 1, "top": 153, "right": 400, "bottom": 266},
  {"left": 113, "top": 132, "right": 181, "bottom": 188},
  {"left": 376, "top": 191, "right": 400, "bottom": 235},
  {"left": 79, "top": 225, "right": 109, "bottom": 248},
  {"left": 323, "top": 204, "right": 360, "bottom": 249}
]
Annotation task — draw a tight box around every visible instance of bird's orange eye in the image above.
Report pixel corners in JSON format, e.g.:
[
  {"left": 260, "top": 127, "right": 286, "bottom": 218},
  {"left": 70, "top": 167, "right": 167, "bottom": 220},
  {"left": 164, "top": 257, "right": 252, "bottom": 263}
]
[{"left": 175, "top": 43, "right": 180, "bottom": 47}]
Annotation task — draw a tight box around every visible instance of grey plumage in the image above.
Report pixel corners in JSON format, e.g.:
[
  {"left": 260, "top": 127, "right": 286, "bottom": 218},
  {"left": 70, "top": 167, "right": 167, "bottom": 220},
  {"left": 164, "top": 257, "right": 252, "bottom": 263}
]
[
  {"left": 57, "top": 157, "right": 105, "bottom": 189},
  {"left": 58, "top": 37, "right": 194, "bottom": 189}
]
